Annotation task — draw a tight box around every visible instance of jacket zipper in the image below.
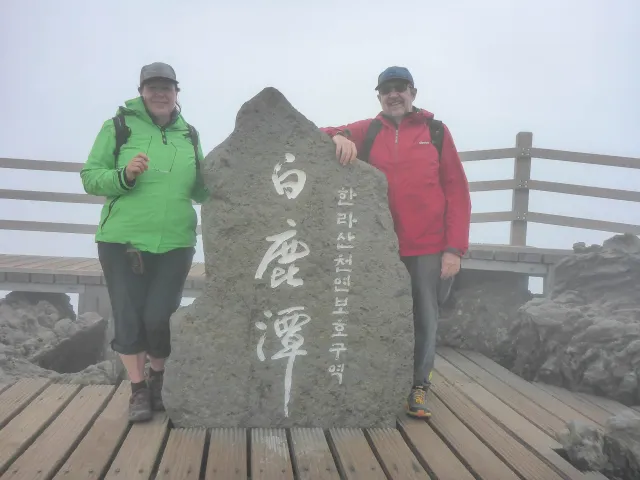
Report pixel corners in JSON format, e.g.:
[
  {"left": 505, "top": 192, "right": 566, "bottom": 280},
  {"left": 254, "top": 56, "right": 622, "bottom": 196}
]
[
  {"left": 160, "top": 127, "right": 167, "bottom": 144},
  {"left": 100, "top": 197, "right": 120, "bottom": 230}
]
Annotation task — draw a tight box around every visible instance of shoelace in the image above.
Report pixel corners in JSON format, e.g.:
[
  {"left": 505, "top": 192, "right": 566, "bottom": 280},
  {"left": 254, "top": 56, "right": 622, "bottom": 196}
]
[{"left": 412, "top": 388, "right": 426, "bottom": 405}]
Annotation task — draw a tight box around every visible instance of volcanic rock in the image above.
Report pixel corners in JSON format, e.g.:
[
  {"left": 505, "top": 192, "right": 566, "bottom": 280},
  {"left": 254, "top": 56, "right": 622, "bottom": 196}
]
[{"left": 163, "top": 87, "right": 414, "bottom": 428}]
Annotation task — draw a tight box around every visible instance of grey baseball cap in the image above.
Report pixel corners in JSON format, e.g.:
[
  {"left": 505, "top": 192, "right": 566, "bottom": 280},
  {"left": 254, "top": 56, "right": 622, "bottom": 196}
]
[{"left": 140, "top": 62, "right": 178, "bottom": 85}]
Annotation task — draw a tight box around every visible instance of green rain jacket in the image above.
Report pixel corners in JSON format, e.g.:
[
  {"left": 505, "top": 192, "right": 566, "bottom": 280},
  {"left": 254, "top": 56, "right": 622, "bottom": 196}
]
[{"left": 80, "top": 96, "right": 208, "bottom": 253}]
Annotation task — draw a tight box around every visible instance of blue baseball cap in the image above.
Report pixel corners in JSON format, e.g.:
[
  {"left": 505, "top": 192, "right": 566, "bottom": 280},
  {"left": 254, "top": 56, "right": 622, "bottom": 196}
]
[{"left": 375, "top": 66, "right": 414, "bottom": 90}]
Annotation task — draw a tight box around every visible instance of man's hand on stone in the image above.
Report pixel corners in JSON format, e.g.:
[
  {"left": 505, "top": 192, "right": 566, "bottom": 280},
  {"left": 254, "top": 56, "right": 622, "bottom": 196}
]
[
  {"left": 441, "top": 252, "right": 461, "bottom": 279},
  {"left": 332, "top": 135, "right": 358, "bottom": 165}
]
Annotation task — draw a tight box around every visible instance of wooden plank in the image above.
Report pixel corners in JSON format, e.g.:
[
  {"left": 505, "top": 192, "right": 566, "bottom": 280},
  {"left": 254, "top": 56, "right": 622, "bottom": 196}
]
[
  {"left": 428, "top": 373, "right": 566, "bottom": 480},
  {"left": 251, "top": 428, "right": 294, "bottom": 480},
  {"left": 0, "top": 220, "right": 97, "bottom": 235},
  {"left": 459, "top": 147, "right": 518, "bottom": 162},
  {"left": 4, "top": 385, "right": 114, "bottom": 480},
  {"left": 397, "top": 417, "right": 474, "bottom": 480},
  {"left": 529, "top": 147, "right": 640, "bottom": 169},
  {"left": 527, "top": 180, "right": 640, "bottom": 203},
  {"left": 189, "top": 263, "right": 205, "bottom": 276},
  {"left": 468, "top": 179, "right": 518, "bottom": 192},
  {"left": 458, "top": 350, "right": 599, "bottom": 427},
  {"left": 471, "top": 211, "right": 516, "bottom": 223},
  {"left": 366, "top": 427, "right": 430, "bottom": 480},
  {"left": 53, "top": 381, "right": 131, "bottom": 480},
  {"left": 289, "top": 428, "right": 340, "bottom": 480},
  {"left": 156, "top": 428, "right": 206, "bottom": 480},
  {"left": 433, "top": 359, "right": 590, "bottom": 480},
  {"left": 425, "top": 392, "right": 519, "bottom": 479},
  {"left": 462, "top": 258, "right": 547, "bottom": 275},
  {"left": 526, "top": 212, "right": 640, "bottom": 235},
  {"left": 0, "top": 188, "right": 104, "bottom": 204},
  {"left": 205, "top": 428, "right": 246, "bottom": 480},
  {"left": 0, "top": 378, "right": 51, "bottom": 428},
  {"left": 0, "top": 382, "right": 13, "bottom": 395},
  {"left": 533, "top": 382, "right": 611, "bottom": 426},
  {"left": 328, "top": 428, "right": 386, "bottom": 480},
  {"left": 103, "top": 412, "right": 169, "bottom": 479},
  {"left": 0, "top": 157, "right": 84, "bottom": 172},
  {"left": 438, "top": 348, "right": 566, "bottom": 437},
  {"left": 0, "top": 383, "right": 80, "bottom": 475},
  {"left": 575, "top": 391, "right": 639, "bottom": 417}
]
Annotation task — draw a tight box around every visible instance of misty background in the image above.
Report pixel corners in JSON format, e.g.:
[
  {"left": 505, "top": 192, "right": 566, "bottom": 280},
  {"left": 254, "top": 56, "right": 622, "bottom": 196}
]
[{"left": 1, "top": 0, "right": 639, "bottom": 310}]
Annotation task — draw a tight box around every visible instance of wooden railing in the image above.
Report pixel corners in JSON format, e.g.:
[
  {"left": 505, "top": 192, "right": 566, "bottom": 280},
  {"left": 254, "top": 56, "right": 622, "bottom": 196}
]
[{"left": 1, "top": 131, "right": 640, "bottom": 243}]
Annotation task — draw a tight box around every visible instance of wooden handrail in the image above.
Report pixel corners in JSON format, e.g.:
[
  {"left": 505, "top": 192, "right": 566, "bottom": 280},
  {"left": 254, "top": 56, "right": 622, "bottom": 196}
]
[{"left": 2, "top": 133, "right": 640, "bottom": 246}]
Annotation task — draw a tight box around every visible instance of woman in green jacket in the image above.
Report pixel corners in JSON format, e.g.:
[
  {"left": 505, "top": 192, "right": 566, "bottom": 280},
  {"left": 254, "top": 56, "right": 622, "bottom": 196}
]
[{"left": 81, "top": 62, "right": 208, "bottom": 422}]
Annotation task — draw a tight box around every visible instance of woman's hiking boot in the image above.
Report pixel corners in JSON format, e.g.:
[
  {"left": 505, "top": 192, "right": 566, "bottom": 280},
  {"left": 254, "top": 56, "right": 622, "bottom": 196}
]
[
  {"left": 148, "top": 370, "right": 165, "bottom": 411},
  {"left": 129, "top": 387, "right": 153, "bottom": 422}
]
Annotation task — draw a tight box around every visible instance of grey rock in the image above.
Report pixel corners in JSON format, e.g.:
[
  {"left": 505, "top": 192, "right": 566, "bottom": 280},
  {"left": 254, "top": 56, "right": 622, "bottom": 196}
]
[
  {"left": 436, "top": 270, "right": 532, "bottom": 366},
  {"left": 164, "top": 87, "right": 413, "bottom": 428},
  {"left": 556, "top": 420, "right": 608, "bottom": 471},
  {"left": 0, "top": 292, "right": 118, "bottom": 385},
  {"left": 557, "top": 412, "right": 640, "bottom": 479},
  {"left": 604, "top": 412, "right": 640, "bottom": 480},
  {"left": 509, "top": 234, "right": 640, "bottom": 405}
]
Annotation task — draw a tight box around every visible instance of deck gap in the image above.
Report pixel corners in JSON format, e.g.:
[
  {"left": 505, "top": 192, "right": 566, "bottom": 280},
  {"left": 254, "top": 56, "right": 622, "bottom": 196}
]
[
  {"left": 285, "top": 427, "right": 302, "bottom": 480},
  {"left": 149, "top": 418, "right": 171, "bottom": 480},
  {"left": 454, "top": 349, "right": 578, "bottom": 422},
  {"left": 198, "top": 427, "right": 211, "bottom": 480},
  {"left": 0, "top": 379, "right": 52, "bottom": 429},
  {"left": 324, "top": 429, "right": 347, "bottom": 480},
  {"left": 48, "top": 385, "right": 118, "bottom": 479},
  {"left": 0, "top": 385, "right": 81, "bottom": 477},
  {"left": 395, "top": 418, "right": 437, "bottom": 480},
  {"left": 99, "top": 412, "right": 134, "bottom": 479},
  {"left": 362, "top": 428, "right": 392, "bottom": 480},
  {"left": 423, "top": 416, "right": 484, "bottom": 480},
  {"left": 246, "top": 427, "right": 252, "bottom": 480},
  {"left": 434, "top": 362, "right": 571, "bottom": 471},
  {"left": 430, "top": 388, "right": 531, "bottom": 480}
]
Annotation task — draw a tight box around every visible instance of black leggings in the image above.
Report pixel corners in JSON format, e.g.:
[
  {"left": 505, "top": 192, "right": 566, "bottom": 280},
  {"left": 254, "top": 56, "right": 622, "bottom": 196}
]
[{"left": 98, "top": 242, "right": 194, "bottom": 358}]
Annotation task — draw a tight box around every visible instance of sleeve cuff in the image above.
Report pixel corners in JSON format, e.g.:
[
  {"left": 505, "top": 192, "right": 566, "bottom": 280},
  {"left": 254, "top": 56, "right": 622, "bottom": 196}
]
[
  {"left": 445, "top": 247, "right": 464, "bottom": 257},
  {"left": 117, "top": 168, "right": 135, "bottom": 191}
]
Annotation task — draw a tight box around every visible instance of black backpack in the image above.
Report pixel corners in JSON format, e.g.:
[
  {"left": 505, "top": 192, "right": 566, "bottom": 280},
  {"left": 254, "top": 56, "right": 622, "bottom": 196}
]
[
  {"left": 111, "top": 113, "right": 201, "bottom": 171},
  {"left": 359, "top": 117, "right": 444, "bottom": 163}
]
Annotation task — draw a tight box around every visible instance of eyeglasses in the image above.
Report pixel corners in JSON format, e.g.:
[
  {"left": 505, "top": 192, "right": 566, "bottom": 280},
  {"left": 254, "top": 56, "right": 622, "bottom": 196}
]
[{"left": 379, "top": 81, "right": 411, "bottom": 95}]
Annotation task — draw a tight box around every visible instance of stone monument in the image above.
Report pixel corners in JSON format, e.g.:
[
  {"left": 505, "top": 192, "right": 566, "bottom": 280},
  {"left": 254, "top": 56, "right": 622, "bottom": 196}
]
[{"left": 163, "top": 87, "right": 414, "bottom": 428}]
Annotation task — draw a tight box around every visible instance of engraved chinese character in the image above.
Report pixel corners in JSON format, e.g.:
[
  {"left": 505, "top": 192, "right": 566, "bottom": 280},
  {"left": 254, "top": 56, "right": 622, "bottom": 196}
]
[{"left": 255, "top": 219, "right": 310, "bottom": 288}]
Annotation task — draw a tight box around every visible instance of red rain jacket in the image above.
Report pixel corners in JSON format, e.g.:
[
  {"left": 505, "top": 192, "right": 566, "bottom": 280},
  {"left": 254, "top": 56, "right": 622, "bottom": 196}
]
[{"left": 321, "top": 108, "right": 471, "bottom": 258}]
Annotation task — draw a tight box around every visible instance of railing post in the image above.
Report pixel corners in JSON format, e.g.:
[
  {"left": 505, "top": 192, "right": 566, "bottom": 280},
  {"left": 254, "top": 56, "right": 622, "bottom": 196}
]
[{"left": 510, "top": 132, "right": 532, "bottom": 246}]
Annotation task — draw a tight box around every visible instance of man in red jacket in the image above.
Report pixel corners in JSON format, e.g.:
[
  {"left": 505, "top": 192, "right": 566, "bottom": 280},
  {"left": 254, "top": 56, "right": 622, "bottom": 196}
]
[{"left": 320, "top": 66, "right": 471, "bottom": 417}]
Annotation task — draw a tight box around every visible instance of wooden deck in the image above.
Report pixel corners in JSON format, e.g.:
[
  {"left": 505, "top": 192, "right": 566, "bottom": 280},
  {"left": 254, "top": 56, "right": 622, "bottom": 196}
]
[
  {"left": 1, "top": 349, "right": 635, "bottom": 479},
  {"left": 0, "top": 244, "right": 569, "bottom": 294}
]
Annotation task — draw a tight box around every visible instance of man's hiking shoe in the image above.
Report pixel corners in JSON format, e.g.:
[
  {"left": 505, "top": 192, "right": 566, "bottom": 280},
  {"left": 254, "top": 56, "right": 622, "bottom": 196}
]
[
  {"left": 405, "top": 385, "right": 431, "bottom": 418},
  {"left": 148, "top": 374, "right": 165, "bottom": 411},
  {"left": 129, "top": 388, "right": 153, "bottom": 422}
]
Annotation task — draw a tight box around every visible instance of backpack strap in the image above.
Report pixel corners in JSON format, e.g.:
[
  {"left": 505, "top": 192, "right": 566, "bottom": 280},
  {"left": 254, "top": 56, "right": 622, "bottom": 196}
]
[
  {"left": 359, "top": 116, "right": 445, "bottom": 164},
  {"left": 359, "top": 118, "right": 383, "bottom": 163},
  {"left": 186, "top": 123, "right": 201, "bottom": 171},
  {"left": 427, "top": 118, "right": 445, "bottom": 157},
  {"left": 112, "top": 113, "right": 131, "bottom": 168}
]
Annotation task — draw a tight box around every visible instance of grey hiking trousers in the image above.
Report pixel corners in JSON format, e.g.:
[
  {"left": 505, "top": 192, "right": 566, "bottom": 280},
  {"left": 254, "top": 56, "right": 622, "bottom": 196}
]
[{"left": 401, "top": 253, "right": 454, "bottom": 387}]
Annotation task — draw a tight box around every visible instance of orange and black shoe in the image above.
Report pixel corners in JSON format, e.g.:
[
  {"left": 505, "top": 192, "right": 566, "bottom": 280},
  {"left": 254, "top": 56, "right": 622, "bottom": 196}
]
[{"left": 405, "top": 385, "right": 431, "bottom": 418}]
